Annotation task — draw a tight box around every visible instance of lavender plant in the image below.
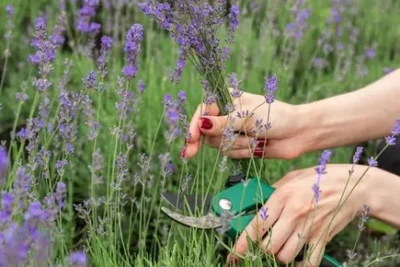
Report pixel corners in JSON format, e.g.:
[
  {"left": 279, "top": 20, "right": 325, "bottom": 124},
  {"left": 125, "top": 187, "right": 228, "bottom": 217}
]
[{"left": 138, "top": 0, "right": 263, "bottom": 176}]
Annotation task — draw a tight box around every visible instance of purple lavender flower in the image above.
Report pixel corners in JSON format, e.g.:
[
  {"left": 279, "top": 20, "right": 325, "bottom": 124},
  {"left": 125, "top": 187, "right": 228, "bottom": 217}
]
[
  {"left": 97, "top": 36, "right": 113, "bottom": 77},
  {"left": 13, "top": 166, "right": 33, "bottom": 204},
  {"left": 122, "top": 24, "right": 144, "bottom": 80},
  {"left": 264, "top": 74, "right": 278, "bottom": 104},
  {"left": 29, "top": 17, "right": 55, "bottom": 74},
  {"left": 0, "top": 146, "right": 7, "bottom": 185},
  {"left": 367, "top": 157, "right": 378, "bottom": 167},
  {"left": 139, "top": 0, "right": 239, "bottom": 83},
  {"left": 352, "top": 146, "right": 363, "bottom": 164},
  {"left": 137, "top": 80, "right": 146, "bottom": 94},
  {"left": 365, "top": 47, "right": 376, "bottom": 60},
  {"left": 100, "top": 35, "right": 113, "bottom": 50},
  {"left": 285, "top": 5, "right": 312, "bottom": 40},
  {"left": 163, "top": 92, "right": 187, "bottom": 145},
  {"left": 312, "top": 150, "right": 333, "bottom": 203},
  {"left": 77, "top": 0, "right": 100, "bottom": 34},
  {"left": 358, "top": 205, "right": 370, "bottom": 232},
  {"left": 0, "top": 192, "right": 14, "bottom": 223},
  {"left": 385, "top": 119, "right": 400, "bottom": 145},
  {"left": 6, "top": 4, "right": 13, "bottom": 16},
  {"left": 178, "top": 91, "right": 186, "bottom": 103},
  {"left": 159, "top": 153, "right": 173, "bottom": 178},
  {"left": 83, "top": 71, "right": 96, "bottom": 89},
  {"left": 228, "top": 73, "right": 242, "bottom": 98},
  {"left": 259, "top": 207, "right": 268, "bottom": 221},
  {"left": 66, "top": 251, "right": 87, "bottom": 267},
  {"left": 116, "top": 82, "right": 135, "bottom": 120},
  {"left": 228, "top": 4, "right": 240, "bottom": 31},
  {"left": 383, "top": 67, "right": 392, "bottom": 75}
]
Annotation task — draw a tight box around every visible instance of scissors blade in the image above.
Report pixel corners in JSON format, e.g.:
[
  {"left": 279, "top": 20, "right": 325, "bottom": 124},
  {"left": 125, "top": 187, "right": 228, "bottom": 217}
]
[
  {"left": 161, "top": 192, "right": 212, "bottom": 215},
  {"left": 161, "top": 206, "right": 223, "bottom": 229}
]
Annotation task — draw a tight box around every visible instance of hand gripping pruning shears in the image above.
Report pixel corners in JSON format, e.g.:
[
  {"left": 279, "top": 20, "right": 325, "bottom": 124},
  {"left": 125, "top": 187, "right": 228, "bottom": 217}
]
[{"left": 161, "top": 173, "right": 342, "bottom": 267}]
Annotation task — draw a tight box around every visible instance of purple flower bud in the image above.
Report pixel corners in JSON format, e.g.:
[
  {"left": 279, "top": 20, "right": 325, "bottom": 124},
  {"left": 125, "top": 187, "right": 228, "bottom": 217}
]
[
  {"left": 0, "top": 146, "right": 7, "bottom": 185},
  {"left": 122, "top": 24, "right": 143, "bottom": 80},
  {"left": 100, "top": 36, "right": 113, "bottom": 50},
  {"left": 259, "top": 207, "right": 268, "bottom": 221},
  {"left": 228, "top": 73, "right": 242, "bottom": 98},
  {"left": 6, "top": 4, "right": 14, "bottom": 16},
  {"left": 89, "top": 22, "right": 101, "bottom": 33},
  {"left": 383, "top": 67, "right": 392, "bottom": 75},
  {"left": 35, "top": 17, "right": 46, "bottom": 30},
  {"left": 365, "top": 47, "right": 375, "bottom": 60},
  {"left": 264, "top": 74, "right": 278, "bottom": 104},
  {"left": 228, "top": 4, "right": 240, "bottom": 31},
  {"left": 352, "top": 146, "right": 363, "bottom": 164},
  {"left": 385, "top": 119, "right": 400, "bottom": 145},
  {"left": 67, "top": 251, "right": 87, "bottom": 267},
  {"left": 137, "top": 80, "right": 145, "bottom": 93},
  {"left": 178, "top": 91, "right": 186, "bottom": 103},
  {"left": 312, "top": 150, "right": 332, "bottom": 203},
  {"left": 122, "top": 65, "right": 138, "bottom": 79},
  {"left": 392, "top": 119, "right": 400, "bottom": 136},
  {"left": 83, "top": 71, "right": 96, "bottom": 89},
  {"left": 367, "top": 157, "right": 377, "bottom": 167}
]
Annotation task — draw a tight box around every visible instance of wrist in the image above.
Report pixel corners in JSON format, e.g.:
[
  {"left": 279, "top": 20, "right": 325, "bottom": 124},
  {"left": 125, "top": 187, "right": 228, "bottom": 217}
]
[{"left": 293, "top": 102, "right": 325, "bottom": 155}]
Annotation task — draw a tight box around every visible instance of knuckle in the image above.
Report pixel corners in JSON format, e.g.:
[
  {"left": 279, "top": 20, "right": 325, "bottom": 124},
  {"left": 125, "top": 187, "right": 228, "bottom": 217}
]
[
  {"left": 276, "top": 185, "right": 293, "bottom": 199},
  {"left": 291, "top": 202, "right": 308, "bottom": 220}
]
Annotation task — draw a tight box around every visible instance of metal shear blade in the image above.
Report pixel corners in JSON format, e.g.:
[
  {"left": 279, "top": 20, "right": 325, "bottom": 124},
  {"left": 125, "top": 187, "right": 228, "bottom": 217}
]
[
  {"left": 161, "top": 192, "right": 212, "bottom": 215},
  {"left": 161, "top": 206, "right": 223, "bottom": 229}
]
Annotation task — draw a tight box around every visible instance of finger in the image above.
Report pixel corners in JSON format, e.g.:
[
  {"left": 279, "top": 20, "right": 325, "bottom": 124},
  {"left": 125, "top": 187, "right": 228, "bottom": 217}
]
[
  {"left": 274, "top": 226, "right": 308, "bottom": 264},
  {"left": 205, "top": 136, "right": 268, "bottom": 151},
  {"left": 198, "top": 113, "right": 254, "bottom": 137},
  {"left": 185, "top": 103, "right": 219, "bottom": 159},
  {"left": 188, "top": 103, "right": 219, "bottom": 142},
  {"left": 228, "top": 192, "right": 285, "bottom": 262},
  {"left": 255, "top": 139, "right": 304, "bottom": 160},
  {"left": 260, "top": 211, "right": 296, "bottom": 256}
]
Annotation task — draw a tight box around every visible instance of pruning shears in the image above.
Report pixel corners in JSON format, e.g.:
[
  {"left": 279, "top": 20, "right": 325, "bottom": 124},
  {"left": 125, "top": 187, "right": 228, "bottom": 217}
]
[{"left": 161, "top": 173, "right": 342, "bottom": 267}]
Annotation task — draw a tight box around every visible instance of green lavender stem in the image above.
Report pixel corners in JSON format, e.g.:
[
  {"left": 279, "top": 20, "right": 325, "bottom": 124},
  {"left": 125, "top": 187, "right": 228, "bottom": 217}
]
[{"left": 204, "top": 70, "right": 254, "bottom": 177}]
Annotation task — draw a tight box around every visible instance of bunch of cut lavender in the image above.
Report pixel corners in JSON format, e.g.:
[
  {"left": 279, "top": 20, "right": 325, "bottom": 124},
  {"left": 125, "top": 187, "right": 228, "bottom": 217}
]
[{"left": 138, "top": 1, "right": 256, "bottom": 175}]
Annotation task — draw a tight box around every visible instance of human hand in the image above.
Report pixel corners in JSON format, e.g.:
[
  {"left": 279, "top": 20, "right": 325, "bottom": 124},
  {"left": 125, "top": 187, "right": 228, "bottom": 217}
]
[
  {"left": 183, "top": 91, "right": 309, "bottom": 160},
  {"left": 227, "top": 164, "right": 380, "bottom": 267}
]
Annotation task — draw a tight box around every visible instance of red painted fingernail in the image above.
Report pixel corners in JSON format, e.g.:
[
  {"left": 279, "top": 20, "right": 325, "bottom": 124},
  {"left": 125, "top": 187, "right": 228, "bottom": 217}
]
[
  {"left": 180, "top": 146, "right": 187, "bottom": 158},
  {"left": 200, "top": 117, "right": 213, "bottom": 130},
  {"left": 256, "top": 140, "right": 268, "bottom": 149},
  {"left": 253, "top": 148, "right": 264, "bottom": 158}
]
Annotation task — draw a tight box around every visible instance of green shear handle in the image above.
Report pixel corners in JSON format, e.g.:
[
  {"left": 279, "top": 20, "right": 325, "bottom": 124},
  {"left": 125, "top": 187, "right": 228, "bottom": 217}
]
[{"left": 211, "top": 178, "right": 342, "bottom": 267}]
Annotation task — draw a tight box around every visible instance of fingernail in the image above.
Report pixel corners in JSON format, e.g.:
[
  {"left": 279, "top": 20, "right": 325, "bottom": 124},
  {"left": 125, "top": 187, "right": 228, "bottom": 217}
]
[
  {"left": 180, "top": 146, "right": 187, "bottom": 158},
  {"left": 256, "top": 140, "right": 268, "bottom": 149},
  {"left": 253, "top": 148, "right": 264, "bottom": 158},
  {"left": 200, "top": 117, "right": 213, "bottom": 130}
]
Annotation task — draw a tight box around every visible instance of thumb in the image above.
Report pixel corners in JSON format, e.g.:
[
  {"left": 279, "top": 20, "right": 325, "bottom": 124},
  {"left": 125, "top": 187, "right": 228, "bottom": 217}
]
[{"left": 198, "top": 115, "right": 248, "bottom": 136}]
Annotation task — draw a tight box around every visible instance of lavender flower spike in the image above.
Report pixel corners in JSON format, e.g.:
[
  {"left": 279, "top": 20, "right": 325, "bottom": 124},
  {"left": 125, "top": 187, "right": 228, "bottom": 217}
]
[
  {"left": 228, "top": 4, "right": 240, "bottom": 31},
  {"left": 66, "top": 251, "right": 87, "bottom": 267},
  {"left": 264, "top": 74, "right": 278, "bottom": 104},
  {"left": 122, "top": 24, "right": 144, "bottom": 80},
  {"left": 385, "top": 119, "right": 400, "bottom": 146},
  {"left": 0, "top": 146, "right": 7, "bottom": 185},
  {"left": 312, "top": 150, "right": 333, "bottom": 203},
  {"left": 352, "top": 146, "right": 363, "bottom": 164}
]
